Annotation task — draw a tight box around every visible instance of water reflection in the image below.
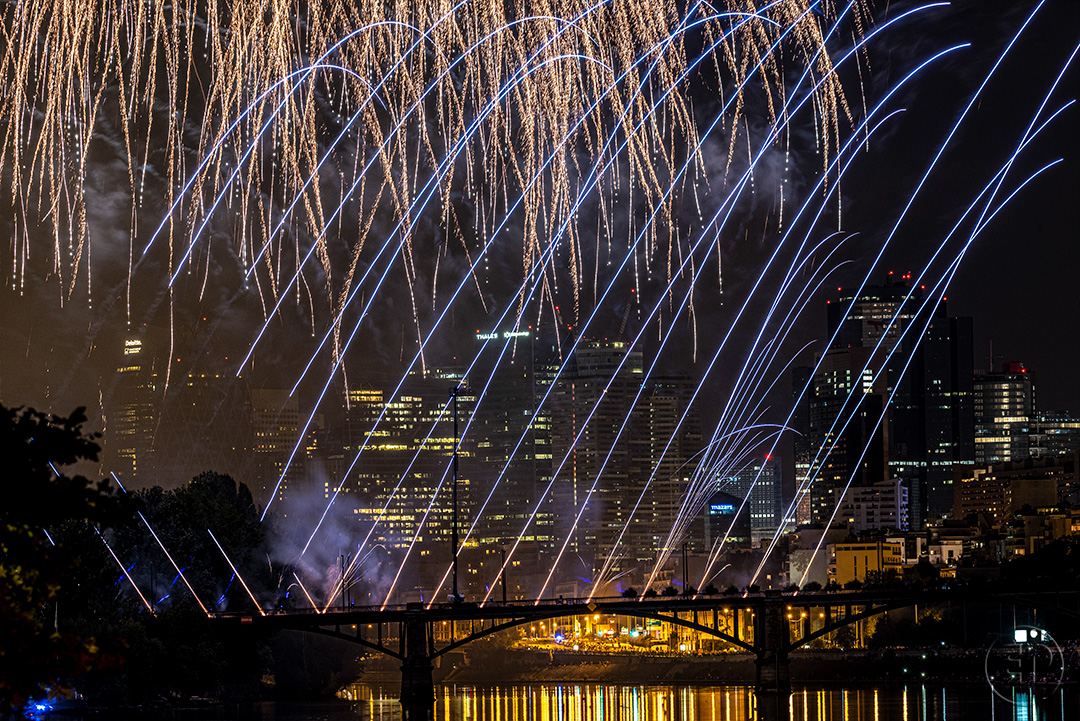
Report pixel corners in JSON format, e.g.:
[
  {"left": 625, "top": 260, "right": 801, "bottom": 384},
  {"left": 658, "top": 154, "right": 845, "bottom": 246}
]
[{"left": 337, "top": 683, "right": 1075, "bottom": 721}]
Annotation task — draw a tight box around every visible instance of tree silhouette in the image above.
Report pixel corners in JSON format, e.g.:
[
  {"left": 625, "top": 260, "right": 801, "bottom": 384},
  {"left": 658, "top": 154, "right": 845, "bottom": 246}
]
[
  {"left": 80, "top": 472, "right": 269, "bottom": 704},
  {"left": 0, "top": 405, "right": 135, "bottom": 712},
  {"left": 117, "top": 471, "right": 265, "bottom": 613}
]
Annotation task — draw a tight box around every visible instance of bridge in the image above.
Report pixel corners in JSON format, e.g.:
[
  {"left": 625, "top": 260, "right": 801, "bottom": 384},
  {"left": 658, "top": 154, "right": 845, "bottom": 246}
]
[{"left": 215, "top": 587, "right": 1080, "bottom": 720}]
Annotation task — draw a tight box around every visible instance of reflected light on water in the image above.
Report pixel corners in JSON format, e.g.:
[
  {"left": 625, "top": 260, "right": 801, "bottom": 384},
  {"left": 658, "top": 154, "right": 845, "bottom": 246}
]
[{"left": 337, "top": 683, "right": 1073, "bottom": 721}]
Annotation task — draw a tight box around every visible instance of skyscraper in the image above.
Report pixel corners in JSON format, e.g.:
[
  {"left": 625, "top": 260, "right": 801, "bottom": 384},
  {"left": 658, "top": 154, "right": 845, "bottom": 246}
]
[
  {"left": 104, "top": 333, "right": 255, "bottom": 491},
  {"left": 149, "top": 362, "right": 254, "bottom": 489},
  {"left": 104, "top": 336, "right": 159, "bottom": 480},
  {"left": 791, "top": 366, "right": 814, "bottom": 525},
  {"left": 800, "top": 274, "right": 973, "bottom": 529},
  {"left": 806, "top": 345, "right": 890, "bottom": 523},
  {"left": 627, "top": 375, "right": 701, "bottom": 558},
  {"left": 250, "top": 388, "right": 303, "bottom": 508},
  {"left": 974, "top": 362, "right": 1035, "bottom": 466},
  {"left": 723, "top": 457, "right": 782, "bottom": 544},
  {"left": 826, "top": 272, "right": 921, "bottom": 352},
  {"left": 342, "top": 370, "right": 474, "bottom": 552},
  {"left": 807, "top": 276, "right": 925, "bottom": 519},
  {"left": 469, "top": 329, "right": 557, "bottom": 551},
  {"left": 548, "top": 339, "right": 702, "bottom": 566},
  {"left": 549, "top": 340, "right": 643, "bottom": 562},
  {"left": 1030, "top": 410, "right": 1080, "bottom": 458},
  {"left": 888, "top": 316, "right": 974, "bottom": 526}
]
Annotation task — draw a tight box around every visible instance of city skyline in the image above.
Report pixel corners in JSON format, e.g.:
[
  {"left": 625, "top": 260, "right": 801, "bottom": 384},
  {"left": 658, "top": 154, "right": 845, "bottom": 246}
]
[
  {"left": 90, "top": 281, "right": 1079, "bottom": 572},
  {"left": 0, "top": 0, "right": 1078, "bottom": 605},
  {"left": 3, "top": 6, "right": 1080, "bottom": 715},
  {"left": 0, "top": 2, "right": 1076, "bottom": 418}
]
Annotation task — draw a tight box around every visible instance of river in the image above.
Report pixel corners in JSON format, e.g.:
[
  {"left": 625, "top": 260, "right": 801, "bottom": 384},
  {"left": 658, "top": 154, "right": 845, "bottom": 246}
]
[{"left": 238, "top": 683, "right": 1077, "bottom": 720}]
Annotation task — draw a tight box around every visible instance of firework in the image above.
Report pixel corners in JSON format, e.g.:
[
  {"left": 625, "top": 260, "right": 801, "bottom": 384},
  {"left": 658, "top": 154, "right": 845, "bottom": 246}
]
[
  {"left": 4, "top": 1, "right": 1074, "bottom": 609},
  {"left": 2, "top": 2, "right": 859, "bottom": 318}
]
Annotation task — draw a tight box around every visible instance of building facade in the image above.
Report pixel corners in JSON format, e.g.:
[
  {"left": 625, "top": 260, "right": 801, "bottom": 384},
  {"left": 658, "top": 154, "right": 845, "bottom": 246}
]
[
  {"left": 974, "top": 362, "right": 1035, "bottom": 466},
  {"left": 796, "top": 275, "right": 973, "bottom": 530},
  {"left": 724, "top": 457, "right": 783, "bottom": 544},
  {"left": 835, "top": 479, "right": 910, "bottom": 532},
  {"left": 342, "top": 370, "right": 475, "bottom": 553}
]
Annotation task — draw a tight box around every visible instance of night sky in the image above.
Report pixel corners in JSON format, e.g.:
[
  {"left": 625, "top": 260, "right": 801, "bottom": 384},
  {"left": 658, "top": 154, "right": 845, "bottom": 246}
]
[
  {"left": 837, "top": 0, "right": 1080, "bottom": 409},
  {"left": 0, "top": 0, "right": 1076, "bottom": 448}
]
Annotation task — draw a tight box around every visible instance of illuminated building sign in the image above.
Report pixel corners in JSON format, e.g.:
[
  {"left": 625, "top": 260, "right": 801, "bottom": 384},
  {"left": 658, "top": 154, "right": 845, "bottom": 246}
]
[
  {"left": 710, "top": 503, "right": 735, "bottom": 514},
  {"left": 476, "top": 330, "right": 532, "bottom": 341}
]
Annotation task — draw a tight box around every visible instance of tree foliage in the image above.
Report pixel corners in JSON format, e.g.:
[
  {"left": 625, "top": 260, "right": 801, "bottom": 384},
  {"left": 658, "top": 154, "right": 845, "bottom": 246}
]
[
  {"left": 0, "top": 402, "right": 272, "bottom": 709},
  {"left": 106, "top": 472, "right": 270, "bottom": 703},
  {"left": 0, "top": 405, "right": 136, "bottom": 712},
  {"left": 112, "top": 471, "right": 265, "bottom": 614},
  {"left": 1002, "top": 535, "right": 1080, "bottom": 586}
]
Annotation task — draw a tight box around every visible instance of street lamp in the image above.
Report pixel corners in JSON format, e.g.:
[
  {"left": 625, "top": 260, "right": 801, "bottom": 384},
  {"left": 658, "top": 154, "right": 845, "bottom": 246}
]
[
  {"left": 500, "top": 546, "right": 508, "bottom": 603},
  {"left": 449, "top": 384, "right": 462, "bottom": 603}
]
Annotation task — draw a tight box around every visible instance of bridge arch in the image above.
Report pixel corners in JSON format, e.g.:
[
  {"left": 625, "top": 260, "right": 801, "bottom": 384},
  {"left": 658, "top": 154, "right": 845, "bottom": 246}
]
[
  {"left": 245, "top": 588, "right": 1080, "bottom": 673},
  {"left": 786, "top": 591, "right": 1080, "bottom": 654},
  {"left": 304, "top": 625, "right": 406, "bottom": 660},
  {"left": 430, "top": 607, "right": 756, "bottom": 658},
  {"left": 293, "top": 605, "right": 757, "bottom": 660},
  {"left": 789, "top": 599, "right": 914, "bottom": 653}
]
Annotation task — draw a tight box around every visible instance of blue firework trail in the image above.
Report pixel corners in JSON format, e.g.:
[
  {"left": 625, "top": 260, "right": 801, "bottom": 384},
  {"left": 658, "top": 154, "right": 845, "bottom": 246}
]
[
  {"left": 111, "top": 472, "right": 210, "bottom": 613},
  {"left": 5, "top": 1, "right": 1074, "bottom": 611},
  {"left": 781, "top": 98, "right": 1076, "bottom": 590},
  {"left": 754, "top": 4, "right": 1074, "bottom": 587},
  {"left": 291, "top": 4, "right": 789, "bottom": 588},
  {"left": 243, "top": 2, "right": 1062, "bottom": 608},
  {"left": 684, "top": 6, "right": 1047, "bottom": 587}
]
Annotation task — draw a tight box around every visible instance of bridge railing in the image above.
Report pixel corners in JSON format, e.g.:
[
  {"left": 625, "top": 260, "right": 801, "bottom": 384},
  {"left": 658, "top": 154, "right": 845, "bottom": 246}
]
[{"left": 211, "top": 585, "right": 968, "bottom": 619}]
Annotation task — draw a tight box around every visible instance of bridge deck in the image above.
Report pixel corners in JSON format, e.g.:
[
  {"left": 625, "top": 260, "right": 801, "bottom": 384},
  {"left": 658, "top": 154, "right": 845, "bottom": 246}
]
[{"left": 211, "top": 587, "right": 1080, "bottom": 628}]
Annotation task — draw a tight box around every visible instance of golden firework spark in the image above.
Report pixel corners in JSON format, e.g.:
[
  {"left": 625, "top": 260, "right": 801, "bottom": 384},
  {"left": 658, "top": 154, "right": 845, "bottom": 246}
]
[{"left": 0, "top": 0, "right": 864, "bottom": 338}]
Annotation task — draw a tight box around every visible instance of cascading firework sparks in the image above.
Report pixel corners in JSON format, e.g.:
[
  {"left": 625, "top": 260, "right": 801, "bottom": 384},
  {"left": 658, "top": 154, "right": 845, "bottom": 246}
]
[
  {"left": 1, "top": 0, "right": 860, "bottom": 321},
  {"left": 3, "top": 0, "right": 1075, "bottom": 610}
]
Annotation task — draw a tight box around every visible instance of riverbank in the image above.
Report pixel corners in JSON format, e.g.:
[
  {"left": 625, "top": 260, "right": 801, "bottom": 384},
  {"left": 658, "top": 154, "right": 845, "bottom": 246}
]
[{"left": 432, "top": 646, "right": 1017, "bottom": 686}]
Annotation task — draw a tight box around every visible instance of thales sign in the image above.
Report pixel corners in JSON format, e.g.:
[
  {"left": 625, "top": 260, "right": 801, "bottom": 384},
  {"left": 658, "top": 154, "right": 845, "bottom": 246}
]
[{"left": 476, "top": 330, "right": 531, "bottom": 341}]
